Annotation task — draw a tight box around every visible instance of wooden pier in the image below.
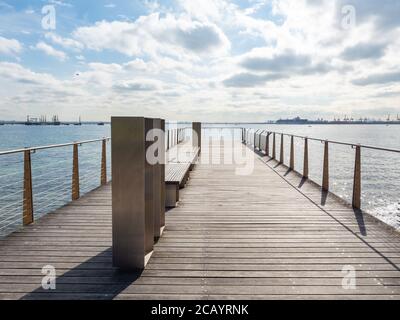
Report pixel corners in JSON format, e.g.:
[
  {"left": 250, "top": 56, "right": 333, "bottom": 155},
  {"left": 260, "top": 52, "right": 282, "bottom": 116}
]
[{"left": 0, "top": 134, "right": 400, "bottom": 299}]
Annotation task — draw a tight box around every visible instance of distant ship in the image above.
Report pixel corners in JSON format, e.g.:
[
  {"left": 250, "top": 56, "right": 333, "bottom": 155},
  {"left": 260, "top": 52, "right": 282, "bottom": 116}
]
[
  {"left": 25, "top": 115, "right": 61, "bottom": 125},
  {"left": 97, "top": 122, "right": 105, "bottom": 126},
  {"left": 274, "top": 115, "right": 400, "bottom": 125},
  {"left": 74, "top": 116, "right": 82, "bottom": 126},
  {"left": 51, "top": 115, "right": 60, "bottom": 126},
  {"left": 25, "top": 115, "right": 43, "bottom": 125},
  {"left": 276, "top": 116, "right": 309, "bottom": 124}
]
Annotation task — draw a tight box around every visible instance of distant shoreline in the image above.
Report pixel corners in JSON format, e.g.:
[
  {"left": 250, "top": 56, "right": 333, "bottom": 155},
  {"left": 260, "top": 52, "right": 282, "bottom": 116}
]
[{"left": 1, "top": 121, "right": 400, "bottom": 125}]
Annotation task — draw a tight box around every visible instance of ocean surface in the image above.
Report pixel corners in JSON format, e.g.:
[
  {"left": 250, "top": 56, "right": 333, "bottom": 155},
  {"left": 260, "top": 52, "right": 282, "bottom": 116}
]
[{"left": 0, "top": 123, "right": 399, "bottom": 236}]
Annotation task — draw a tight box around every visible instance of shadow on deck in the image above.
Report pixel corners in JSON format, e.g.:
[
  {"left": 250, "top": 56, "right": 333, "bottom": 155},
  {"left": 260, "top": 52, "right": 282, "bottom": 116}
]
[
  {"left": 21, "top": 248, "right": 142, "bottom": 300},
  {"left": 0, "top": 141, "right": 400, "bottom": 300}
]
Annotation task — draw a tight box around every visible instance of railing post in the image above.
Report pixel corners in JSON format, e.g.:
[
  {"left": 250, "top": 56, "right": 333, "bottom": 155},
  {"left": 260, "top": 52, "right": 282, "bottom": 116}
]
[
  {"left": 303, "top": 138, "right": 309, "bottom": 179},
  {"left": 101, "top": 139, "right": 107, "bottom": 185},
  {"left": 290, "top": 135, "right": 294, "bottom": 170},
  {"left": 266, "top": 133, "right": 270, "bottom": 156},
  {"left": 23, "top": 149, "right": 33, "bottom": 226},
  {"left": 72, "top": 143, "right": 80, "bottom": 200},
  {"left": 193, "top": 122, "right": 202, "bottom": 154},
  {"left": 279, "top": 134, "right": 284, "bottom": 164},
  {"left": 322, "top": 141, "right": 329, "bottom": 191},
  {"left": 167, "top": 129, "right": 170, "bottom": 150},
  {"left": 352, "top": 145, "right": 361, "bottom": 209},
  {"left": 272, "top": 133, "right": 276, "bottom": 159}
]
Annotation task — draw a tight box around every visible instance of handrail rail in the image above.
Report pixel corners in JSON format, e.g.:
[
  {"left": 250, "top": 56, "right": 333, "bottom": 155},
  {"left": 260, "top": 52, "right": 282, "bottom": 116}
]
[
  {"left": 241, "top": 127, "right": 400, "bottom": 210},
  {"left": 0, "top": 137, "right": 111, "bottom": 156},
  {"left": 0, "top": 124, "right": 190, "bottom": 237},
  {"left": 249, "top": 129, "right": 400, "bottom": 154},
  {"left": 0, "top": 126, "right": 190, "bottom": 156},
  {"left": 0, "top": 137, "right": 112, "bottom": 232},
  {"left": 203, "top": 126, "right": 242, "bottom": 129}
]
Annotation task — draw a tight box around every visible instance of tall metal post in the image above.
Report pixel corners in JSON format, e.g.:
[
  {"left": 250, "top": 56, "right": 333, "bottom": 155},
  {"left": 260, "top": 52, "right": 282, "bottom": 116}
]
[
  {"left": 160, "top": 119, "right": 166, "bottom": 232},
  {"left": 23, "top": 149, "right": 33, "bottom": 226},
  {"left": 279, "top": 134, "right": 284, "bottom": 164},
  {"left": 167, "top": 130, "right": 170, "bottom": 150},
  {"left": 352, "top": 145, "right": 361, "bottom": 209},
  {"left": 322, "top": 141, "right": 329, "bottom": 191},
  {"left": 290, "top": 135, "right": 294, "bottom": 170},
  {"left": 111, "top": 116, "right": 154, "bottom": 270},
  {"left": 303, "top": 138, "right": 309, "bottom": 179},
  {"left": 152, "top": 118, "right": 164, "bottom": 239},
  {"left": 101, "top": 139, "right": 107, "bottom": 185},
  {"left": 72, "top": 143, "right": 80, "bottom": 200},
  {"left": 193, "top": 122, "right": 201, "bottom": 154},
  {"left": 272, "top": 133, "right": 276, "bottom": 159},
  {"left": 144, "top": 118, "right": 155, "bottom": 255}
]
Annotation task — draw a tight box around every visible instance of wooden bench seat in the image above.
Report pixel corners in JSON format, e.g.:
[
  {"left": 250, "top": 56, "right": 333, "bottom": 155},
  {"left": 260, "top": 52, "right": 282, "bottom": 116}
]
[
  {"left": 164, "top": 147, "right": 200, "bottom": 207},
  {"left": 186, "top": 147, "right": 199, "bottom": 170},
  {"left": 167, "top": 146, "right": 199, "bottom": 167},
  {"left": 165, "top": 163, "right": 191, "bottom": 208}
]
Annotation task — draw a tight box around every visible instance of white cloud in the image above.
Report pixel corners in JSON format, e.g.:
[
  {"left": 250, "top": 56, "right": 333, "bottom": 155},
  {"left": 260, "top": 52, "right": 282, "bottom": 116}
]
[
  {"left": 0, "top": 1, "right": 13, "bottom": 10},
  {"left": 45, "top": 33, "right": 83, "bottom": 51},
  {"left": 352, "top": 71, "right": 400, "bottom": 86},
  {"left": 113, "top": 79, "right": 161, "bottom": 92},
  {"left": 1, "top": 0, "right": 400, "bottom": 121},
  {"left": 73, "top": 13, "right": 230, "bottom": 57},
  {"left": 177, "top": 0, "right": 225, "bottom": 21},
  {"left": 0, "top": 62, "right": 58, "bottom": 86},
  {"left": 0, "top": 36, "right": 22, "bottom": 55},
  {"left": 31, "top": 42, "right": 67, "bottom": 61},
  {"left": 48, "top": 0, "right": 72, "bottom": 7}
]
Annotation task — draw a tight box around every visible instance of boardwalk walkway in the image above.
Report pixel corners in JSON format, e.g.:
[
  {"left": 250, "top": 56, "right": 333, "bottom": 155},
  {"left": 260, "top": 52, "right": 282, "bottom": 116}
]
[{"left": 0, "top": 140, "right": 399, "bottom": 299}]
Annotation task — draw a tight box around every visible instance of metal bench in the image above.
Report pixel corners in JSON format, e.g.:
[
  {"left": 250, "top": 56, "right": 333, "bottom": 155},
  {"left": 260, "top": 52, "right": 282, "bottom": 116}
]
[
  {"left": 165, "top": 162, "right": 191, "bottom": 207},
  {"left": 182, "top": 147, "right": 200, "bottom": 170},
  {"left": 165, "top": 147, "right": 200, "bottom": 207}
]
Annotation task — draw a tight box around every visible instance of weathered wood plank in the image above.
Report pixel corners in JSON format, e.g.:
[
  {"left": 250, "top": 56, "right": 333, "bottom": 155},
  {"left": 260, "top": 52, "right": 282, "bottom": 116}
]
[{"left": 0, "top": 139, "right": 399, "bottom": 300}]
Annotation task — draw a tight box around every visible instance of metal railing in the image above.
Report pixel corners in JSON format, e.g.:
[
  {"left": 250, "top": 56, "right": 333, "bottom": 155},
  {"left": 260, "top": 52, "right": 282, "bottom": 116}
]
[
  {"left": 0, "top": 126, "right": 190, "bottom": 236},
  {"left": 0, "top": 138, "right": 111, "bottom": 235},
  {"left": 242, "top": 128, "right": 400, "bottom": 210},
  {"left": 166, "top": 127, "right": 190, "bottom": 150}
]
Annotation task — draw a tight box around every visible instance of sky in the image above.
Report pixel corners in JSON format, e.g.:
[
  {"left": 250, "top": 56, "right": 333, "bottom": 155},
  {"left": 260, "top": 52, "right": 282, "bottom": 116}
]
[{"left": 0, "top": 0, "right": 399, "bottom": 122}]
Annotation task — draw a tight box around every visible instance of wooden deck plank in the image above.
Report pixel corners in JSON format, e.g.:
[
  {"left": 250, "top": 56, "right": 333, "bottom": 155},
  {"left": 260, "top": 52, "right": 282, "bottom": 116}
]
[{"left": 0, "top": 139, "right": 399, "bottom": 300}]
